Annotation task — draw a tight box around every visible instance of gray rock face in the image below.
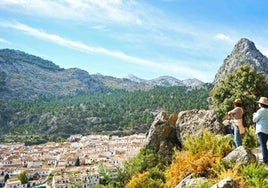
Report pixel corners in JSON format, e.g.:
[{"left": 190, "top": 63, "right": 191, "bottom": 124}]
[
  {"left": 223, "top": 145, "right": 257, "bottom": 164},
  {"left": 149, "top": 76, "right": 184, "bottom": 87},
  {"left": 181, "top": 78, "right": 205, "bottom": 87},
  {"left": 97, "top": 74, "right": 205, "bottom": 91},
  {"left": 145, "top": 109, "right": 224, "bottom": 159},
  {"left": 211, "top": 177, "right": 236, "bottom": 188},
  {"left": 125, "top": 74, "right": 205, "bottom": 88},
  {"left": 144, "top": 112, "right": 181, "bottom": 160},
  {"left": 0, "top": 49, "right": 108, "bottom": 100},
  {"left": 176, "top": 109, "right": 224, "bottom": 145},
  {"left": 175, "top": 174, "right": 208, "bottom": 188},
  {"left": 0, "top": 49, "right": 205, "bottom": 100},
  {"left": 213, "top": 38, "right": 268, "bottom": 84}
]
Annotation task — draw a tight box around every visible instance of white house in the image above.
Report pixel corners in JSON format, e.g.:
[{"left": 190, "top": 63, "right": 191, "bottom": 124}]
[{"left": 5, "top": 178, "right": 27, "bottom": 188}]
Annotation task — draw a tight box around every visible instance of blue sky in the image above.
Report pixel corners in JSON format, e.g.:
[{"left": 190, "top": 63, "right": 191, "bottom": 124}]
[{"left": 1, "top": 0, "right": 268, "bottom": 83}]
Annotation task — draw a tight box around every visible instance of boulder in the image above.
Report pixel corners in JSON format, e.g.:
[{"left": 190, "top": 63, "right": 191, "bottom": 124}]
[
  {"left": 175, "top": 174, "right": 208, "bottom": 188},
  {"left": 211, "top": 177, "right": 236, "bottom": 188},
  {"left": 144, "top": 112, "right": 181, "bottom": 160},
  {"left": 223, "top": 145, "right": 257, "bottom": 164},
  {"left": 176, "top": 109, "right": 224, "bottom": 145}
]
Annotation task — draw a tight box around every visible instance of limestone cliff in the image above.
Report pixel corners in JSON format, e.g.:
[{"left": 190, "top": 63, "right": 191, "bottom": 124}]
[{"left": 213, "top": 38, "right": 268, "bottom": 84}]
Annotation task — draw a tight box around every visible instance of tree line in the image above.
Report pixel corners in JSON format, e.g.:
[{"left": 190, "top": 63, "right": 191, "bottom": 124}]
[{"left": 0, "top": 84, "right": 212, "bottom": 144}]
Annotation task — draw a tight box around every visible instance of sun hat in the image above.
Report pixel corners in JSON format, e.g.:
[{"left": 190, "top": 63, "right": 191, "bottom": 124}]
[
  {"left": 234, "top": 98, "right": 242, "bottom": 104},
  {"left": 256, "top": 97, "right": 268, "bottom": 106}
]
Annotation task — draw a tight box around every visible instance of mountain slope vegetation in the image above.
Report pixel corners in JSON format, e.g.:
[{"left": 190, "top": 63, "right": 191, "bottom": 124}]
[
  {"left": 0, "top": 49, "right": 205, "bottom": 100},
  {"left": 0, "top": 84, "right": 212, "bottom": 144},
  {"left": 0, "top": 48, "right": 211, "bottom": 144}
]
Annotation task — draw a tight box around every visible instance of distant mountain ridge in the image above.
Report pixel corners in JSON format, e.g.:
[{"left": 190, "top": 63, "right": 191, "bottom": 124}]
[
  {"left": 94, "top": 73, "right": 204, "bottom": 91},
  {"left": 126, "top": 75, "right": 204, "bottom": 87},
  {"left": 1, "top": 37, "right": 267, "bottom": 100},
  {"left": 0, "top": 49, "right": 108, "bottom": 100},
  {"left": 213, "top": 38, "right": 268, "bottom": 84},
  {"left": 0, "top": 49, "right": 204, "bottom": 100}
]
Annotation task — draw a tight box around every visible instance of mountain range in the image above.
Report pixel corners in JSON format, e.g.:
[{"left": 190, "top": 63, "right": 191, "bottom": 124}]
[
  {"left": 0, "top": 49, "right": 204, "bottom": 100},
  {"left": 1, "top": 37, "right": 267, "bottom": 101},
  {"left": 1, "top": 38, "right": 268, "bottom": 143}
]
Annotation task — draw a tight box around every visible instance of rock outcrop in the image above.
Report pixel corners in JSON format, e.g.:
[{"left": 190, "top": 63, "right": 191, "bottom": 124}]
[
  {"left": 145, "top": 109, "right": 260, "bottom": 188},
  {"left": 175, "top": 174, "right": 208, "bottom": 188},
  {"left": 211, "top": 177, "right": 236, "bottom": 188},
  {"left": 145, "top": 109, "right": 224, "bottom": 159},
  {"left": 176, "top": 109, "right": 224, "bottom": 145},
  {"left": 213, "top": 38, "right": 268, "bottom": 84},
  {"left": 144, "top": 112, "right": 181, "bottom": 160},
  {"left": 223, "top": 145, "right": 257, "bottom": 164}
]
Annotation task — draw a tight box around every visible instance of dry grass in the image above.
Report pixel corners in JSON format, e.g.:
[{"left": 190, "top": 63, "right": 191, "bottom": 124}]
[{"left": 164, "top": 151, "right": 220, "bottom": 188}]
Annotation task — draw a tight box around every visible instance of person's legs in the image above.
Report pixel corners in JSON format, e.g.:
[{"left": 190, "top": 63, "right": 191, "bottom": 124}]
[
  {"left": 257, "top": 132, "right": 268, "bottom": 164},
  {"left": 233, "top": 124, "right": 242, "bottom": 147}
]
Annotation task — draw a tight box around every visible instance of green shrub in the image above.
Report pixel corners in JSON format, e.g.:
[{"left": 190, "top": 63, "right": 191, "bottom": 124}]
[
  {"left": 125, "top": 171, "right": 164, "bottom": 188},
  {"left": 114, "top": 148, "right": 167, "bottom": 187},
  {"left": 240, "top": 163, "right": 268, "bottom": 188},
  {"left": 183, "top": 131, "right": 234, "bottom": 157},
  {"left": 242, "top": 126, "right": 259, "bottom": 149},
  {"left": 195, "top": 182, "right": 212, "bottom": 188}
]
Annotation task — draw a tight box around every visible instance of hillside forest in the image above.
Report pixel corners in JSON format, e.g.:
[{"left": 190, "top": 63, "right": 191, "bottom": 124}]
[{"left": 0, "top": 84, "right": 212, "bottom": 145}]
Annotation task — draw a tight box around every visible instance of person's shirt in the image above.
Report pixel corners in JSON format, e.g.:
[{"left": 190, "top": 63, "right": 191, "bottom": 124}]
[
  {"left": 228, "top": 107, "right": 243, "bottom": 119},
  {"left": 253, "top": 108, "right": 268, "bottom": 134}
]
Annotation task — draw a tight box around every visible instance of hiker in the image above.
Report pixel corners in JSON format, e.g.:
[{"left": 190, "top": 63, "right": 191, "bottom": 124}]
[
  {"left": 253, "top": 97, "right": 268, "bottom": 164},
  {"left": 228, "top": 98, "right": 245, "bottom": 148}
]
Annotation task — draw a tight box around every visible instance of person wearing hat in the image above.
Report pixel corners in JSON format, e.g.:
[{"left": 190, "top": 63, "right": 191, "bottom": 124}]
[
  {"left": 253, "top": 97, "right": 268, "bottom": 164},
  {"left": 228, "top": 98, "right": 245, "bottom": 148}
]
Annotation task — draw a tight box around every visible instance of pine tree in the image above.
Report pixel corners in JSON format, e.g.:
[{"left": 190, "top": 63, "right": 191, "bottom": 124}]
[{"left": 75, "top": 157, "right": 80, "bottom": 166}]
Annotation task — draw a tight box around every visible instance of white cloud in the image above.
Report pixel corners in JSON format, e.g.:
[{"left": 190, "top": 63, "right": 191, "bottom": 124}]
[
  {"left": 0, "top": 21, "right": 209, "bottom": 81},
  {"left": 0, "top": 1, "right": 227, "bottom": 82},
  {"left": 0, "top": 0, "right": 194, "bottom": 35},
  {"left": 91, "top": 25, "right": 108, "bottom": 31},
  {"left": 0, "top": 0, "right": 88, "bottom": 21},
  {"left": 0, "top": 37, "right": 11, "bottom": 44},
  {"left": 0, "top": 0, "right": 142, "bottom": 24},
  {"left": 214, "top": 33, "right": 232, "bottom": 42},
  {"left": 0, "top": 0, "right": 209, "bottom": 52}
]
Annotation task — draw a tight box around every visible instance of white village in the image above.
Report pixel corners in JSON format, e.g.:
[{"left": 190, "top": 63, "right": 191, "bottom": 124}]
[{"left": 0, "top": 134, "right": 146, "bottom": 188}]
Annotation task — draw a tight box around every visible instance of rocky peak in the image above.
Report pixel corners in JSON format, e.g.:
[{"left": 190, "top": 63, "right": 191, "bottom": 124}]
[
  {"left": 181, "top": 78, "right": 204, "bottom": 87},
  {"left": 213, "top": 38, "right": 268, "bottom": 84},
  {"left": 125, "top": 74, "right": 145, "bottom": 83},
  {"left": 122, "top": 74, "right": 204, "bottom": 89},
  {"left": 232, "top": 38, "right": 258, "bottom": 54},
  {"left": 149, "top": 76, "right": 184, "bottom": 87}
]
